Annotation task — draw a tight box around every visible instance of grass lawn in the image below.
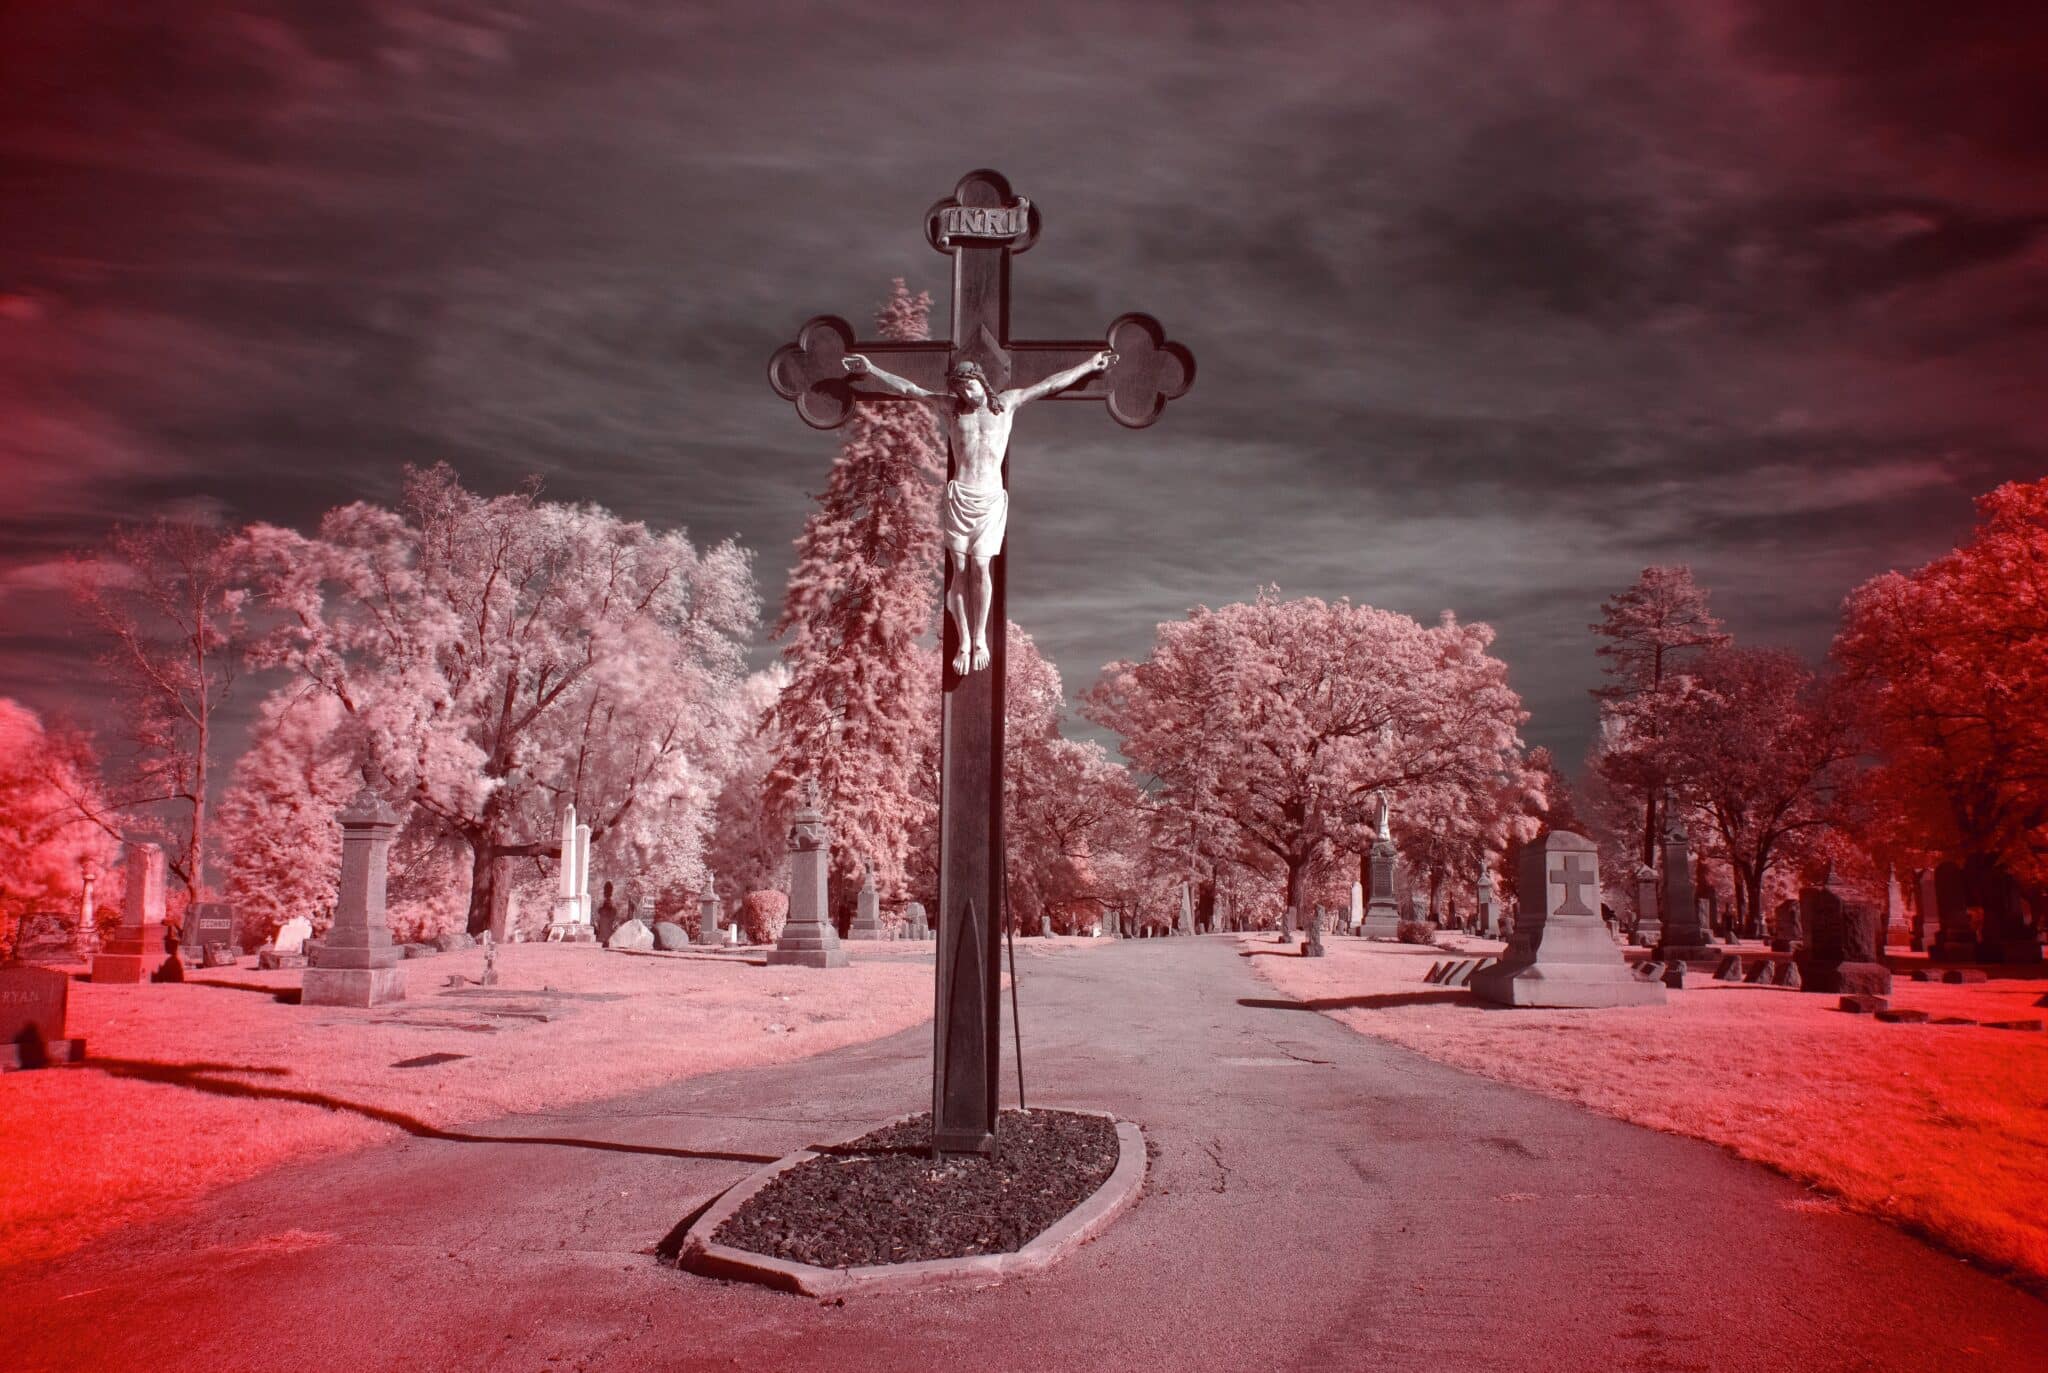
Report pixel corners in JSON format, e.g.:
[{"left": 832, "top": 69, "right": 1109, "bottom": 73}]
[
  {"left": 1245, "top": 932, "right": 2048, "bottom": 1291},
  {"left": 1, "top": 937, "right": 1104, "bottom": 1271}
]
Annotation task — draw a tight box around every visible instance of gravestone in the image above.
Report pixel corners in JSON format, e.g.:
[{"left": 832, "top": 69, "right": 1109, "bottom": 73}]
[
  {"left": 183, "top": 901, "right": 238, "bottom": 958},
  {"left": 1662, "top": 961, "right": 1686, "bottom": 989},
  {"left": 1474, "top": 870, "right": 1496, "bottom": 939},
  {"left": 1774, "top": 961, "right": 1801, "bottom": 989},
  {"left": 545, "top": 804, "right": 596, "bottom": 943},
  {"left": 10, "top": 913, "right": 76, "bottom": 965},
  {"left": 273, "top": 915, "right": 313, "bottom": 956},
  {"left": 1794, "top": 869, "right": 1891, "bottom": 997},
  {"left": 1281, "top": 905, "right": 1297, "bottom": 941},
  {"left": 767, "top": 782, "right": 848, "bottom": 969},
  {"left": 1927, "top": 863, "right": 1976, "bottom": 963},
  {"left": 607, "top": 919, "right": 654, "bottom": 952},
  {"left": 1361, "top": 799, "right": 1402, "bottom": 939},
  {"left": 847, "top": 863, "right": 886, "bottom": 940},
  {"left": 478, "top": 931, "right": 500, "bottom": 987},
  {"left": 1714, "top": 954, "right": 1743, "bottom": 981},
  {"left": 2, "top": 963, "right": 84, "bottom": 1070},
  {"left": 1350, "top": 880, "right": 1366, "bottom": 936},
  {"left": 302, "top": 778, "right": 407, "bottom": 1008},
  {"left": 92, "top": 840, "right": 162, "bottom": 984},
  {"left": 1653, "top": 804, "right": 1717, "bottom": 962},
  {"left": 697, "top": 879, "right": 724, "bottom": 947},
  {"left": 1976, "top": 867, "right": 2043, "bottom": 964},
  {"left": 1632, "top": 864, "right": 1661, "bottom": 948},
  {"left": 1470, "top": 831, "right": 1665, "bottom": 1008},
  {"left": 1177, "top": 882, "right": 1195, "bottom": 936},
  {"left": 1883, "top": 870, "right": 1911, "bottom": 949},
  {"left": 1040, "top": 914, "right": 1054, "bottom": 938},
  {"left": 1771, "top": 899, "right": 1801, "bottom": 954},
  {"left": 1911, "top": 869, "right": 1937, "bottom": 952},
  {"left": 772, "top": 169, "right": 1191, "bottom": 1154},
  {"left": 1304, "top": 907, "right": 1326, "bottom": 957},
  {"left": 905, "top": 901, "right": 930, "bottom": 941},
  {"left": 652, "top": 920, "right": 689, "bottom": 951}
]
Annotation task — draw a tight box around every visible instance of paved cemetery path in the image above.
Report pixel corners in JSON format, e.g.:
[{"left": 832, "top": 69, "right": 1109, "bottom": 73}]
[{"left": 9, "top": 938, "right": 2047, "bottom": 1373}]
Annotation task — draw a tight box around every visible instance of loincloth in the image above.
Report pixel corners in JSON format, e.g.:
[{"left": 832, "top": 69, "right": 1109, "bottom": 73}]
[{"left": 940, "top": 479, "right": 1008, "bottom": 558}]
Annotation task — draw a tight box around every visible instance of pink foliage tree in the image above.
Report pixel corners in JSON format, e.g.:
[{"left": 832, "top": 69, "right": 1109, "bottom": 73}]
[
  {"left": 1645, "top": 647, "right": 1862, "bottom": 931},
  {"left": 1085, "top": 592, "right": 1538, "bottom": 919},
  {"left": 766, "top": 281, "right": 946, "bottom": 913},
  {"left": 240, "top": 465, "right": 756, "bottom": 937},
  {"left": 1835, "top": 479, "right": 2048, "bottom": 892},
  {"left": 0, "top": 700, "right": 119, "bottom": 945}
]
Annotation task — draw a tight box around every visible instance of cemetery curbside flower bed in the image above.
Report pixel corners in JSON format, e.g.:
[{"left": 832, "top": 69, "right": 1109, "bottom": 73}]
[{"left": 677, "top": 1107, "right": 1145, "bottom": 1297}]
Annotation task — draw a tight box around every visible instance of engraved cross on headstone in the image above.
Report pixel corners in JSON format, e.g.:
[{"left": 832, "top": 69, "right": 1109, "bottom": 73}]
[
  {"left": 1553, "top": 852, "right": 1599, "bottom": 918},
  {"left": 768, "top": 169, "right": 1193, "bottom": 1154}
]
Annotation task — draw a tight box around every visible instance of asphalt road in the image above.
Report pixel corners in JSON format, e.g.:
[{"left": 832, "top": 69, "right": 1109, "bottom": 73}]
[{"left": 9, "top": 937, "right": 2045, "bottom": 1372}]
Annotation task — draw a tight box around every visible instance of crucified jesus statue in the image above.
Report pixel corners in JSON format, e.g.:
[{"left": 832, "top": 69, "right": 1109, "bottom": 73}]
[{"left": 842, "top": 348, "right": 1116, "bottom": 675}]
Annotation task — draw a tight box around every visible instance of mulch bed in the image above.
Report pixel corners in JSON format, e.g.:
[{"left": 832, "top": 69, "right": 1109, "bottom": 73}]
[{"left": 711, "top": 1109, "right": 1118, "bottom": 1269}]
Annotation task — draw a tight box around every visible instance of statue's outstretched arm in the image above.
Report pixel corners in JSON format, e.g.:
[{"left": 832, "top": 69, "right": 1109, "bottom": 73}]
[
  {"left": 1004, "top": 349, "right": 1116, "bottom": 408},
  {"left": 843, "top": 354, "right": 936, "bottom": 400}
]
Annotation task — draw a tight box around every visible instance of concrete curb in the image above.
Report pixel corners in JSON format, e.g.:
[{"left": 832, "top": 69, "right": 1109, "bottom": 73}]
[{"left": 677, "top": 1107, "right": 1147, "bottom": 1298}]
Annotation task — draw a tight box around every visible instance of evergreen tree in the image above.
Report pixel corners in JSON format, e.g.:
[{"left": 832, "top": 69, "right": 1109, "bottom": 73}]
[
  {"left": 1588, "top": 565, "right": 1729, "bottom": 864},
  {"left": 767, "top": 281, "right": 947, "bottom": 907}
]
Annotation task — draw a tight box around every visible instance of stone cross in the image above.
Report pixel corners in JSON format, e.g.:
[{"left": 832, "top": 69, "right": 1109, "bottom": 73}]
[{"left": 769, "top": 170, "right": 1193, "bottom": 1155}]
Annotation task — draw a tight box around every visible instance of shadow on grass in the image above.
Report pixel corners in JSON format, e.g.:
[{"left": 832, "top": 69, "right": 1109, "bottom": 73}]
[
  {"left": 1238, "top": 990, "right": 1485, "bottom": 1012},
  {"left": 185, "top": 979, "right": 302, "bottom": 1005},
  {"left": 76, "top": 1058, "right": 782, "bottom": 1165}
]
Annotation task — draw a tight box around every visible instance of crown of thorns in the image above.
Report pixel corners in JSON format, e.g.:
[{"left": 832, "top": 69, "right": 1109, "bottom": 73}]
[{"left": 947, "top": 361, "right": 990, "bottom": 385}]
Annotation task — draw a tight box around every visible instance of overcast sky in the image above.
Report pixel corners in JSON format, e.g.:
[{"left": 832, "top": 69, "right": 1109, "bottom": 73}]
[{"left": 3, "top": 0, "right": 2044, "bottom": 771}]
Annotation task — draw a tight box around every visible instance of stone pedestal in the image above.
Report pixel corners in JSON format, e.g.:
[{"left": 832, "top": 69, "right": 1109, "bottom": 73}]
[
  {"left": 767, "top": 788, "right": 847, "bottom": 969},
  {"left": 1475, "top": 872, "right": 1497, "bottom": 939},
  {"left": 846, "top": 866, "right": 886, "bottom": 940},
  {"left": 92, "top": 841, "right": 162, "bottom": 984},
  {"left": 1883, "top": 871, "right": 1911, "bottom": 949},
  {"left": 1361, "top": 839, "right": 1402, "bottom": 939},
  {"left": 696, "top": 884, "right": 724, "bottom": 947},
  {"left": 303, "top": 784, "right": 406, "bottom": 1008},
  {"left": 1794, "top": 874, "right": 1891, "bottom": 997},
  {"left": 1471, "top": 832, "right": 1665, "bottom": 1008}
]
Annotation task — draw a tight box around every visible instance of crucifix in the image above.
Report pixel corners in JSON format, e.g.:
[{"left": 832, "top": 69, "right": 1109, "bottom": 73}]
[{"left": 769, "top": 169, "right": 1194, "bottom": 1154}]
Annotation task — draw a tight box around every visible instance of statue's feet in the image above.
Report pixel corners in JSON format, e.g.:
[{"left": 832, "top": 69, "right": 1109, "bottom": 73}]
[
  {"left": 970, "top": 641, "right": 991, "bottom": 673},
  {"left": 951, "top": 646, "right": 971, "bottom": 676}
]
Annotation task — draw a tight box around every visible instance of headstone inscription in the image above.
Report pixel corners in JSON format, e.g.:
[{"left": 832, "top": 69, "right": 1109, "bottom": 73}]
[
  {"left": 1470, "top": 832, "right": 1665, "bottom": 1008},
  {"left": 92, "top": 840, "right": 162, "bottom": 984},
  {"left": 770, "top": 169, "right": 1191, "bottom": 1156},
  {"left": 301, "top": 776, "right": 407, "bottom": 1008},
  {"left": 767, "top": 781, "right": 848, "bottom": 969}
]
